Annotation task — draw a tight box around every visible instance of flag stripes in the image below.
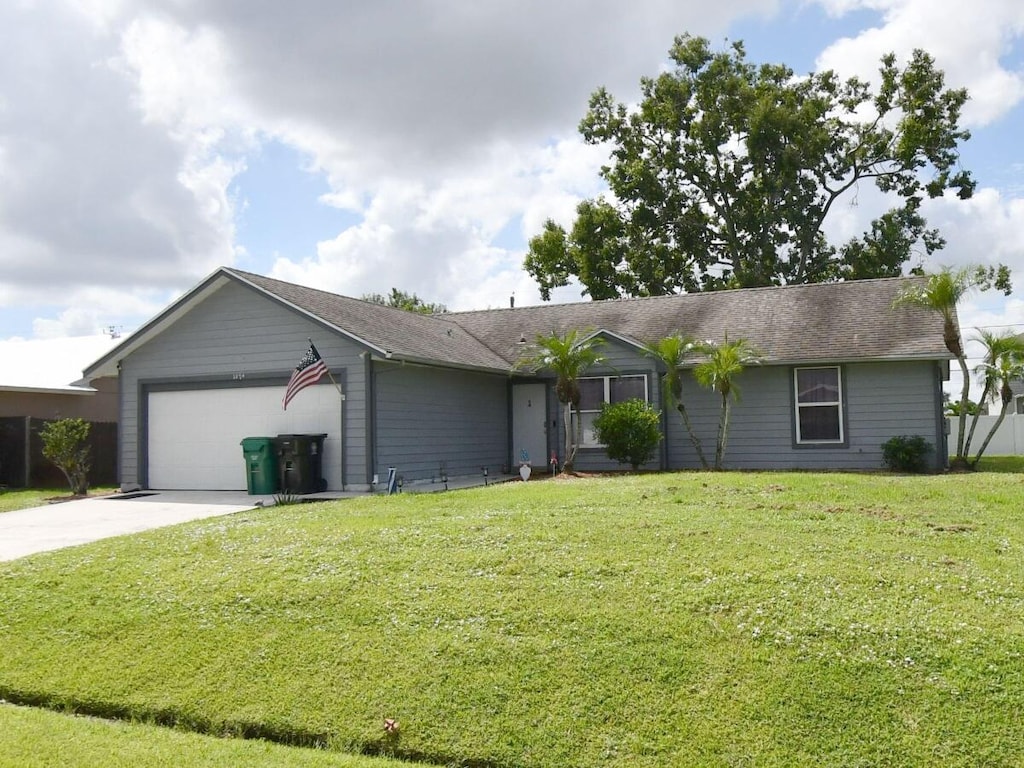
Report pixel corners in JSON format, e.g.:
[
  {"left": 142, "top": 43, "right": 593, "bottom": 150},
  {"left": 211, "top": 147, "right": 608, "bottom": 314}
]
[{"left": 283, "top": 342, "right": 328, "bottom": 410}]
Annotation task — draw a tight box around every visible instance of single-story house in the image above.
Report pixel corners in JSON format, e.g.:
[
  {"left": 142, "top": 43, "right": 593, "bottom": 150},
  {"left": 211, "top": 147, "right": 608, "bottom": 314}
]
[{"left": 82, "top": 268, "right": 952, "bottom": 491}]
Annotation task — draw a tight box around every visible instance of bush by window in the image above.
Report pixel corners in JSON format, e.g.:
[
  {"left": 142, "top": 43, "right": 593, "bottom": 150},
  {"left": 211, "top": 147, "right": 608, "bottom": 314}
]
[
  {"left": 881, "top": 435, "right": 933, "bottom": 473},
  {"left": 576, "top": 374, "right": 648, "bottom": 447},
  {"left": 591, "top": 398, "right": 662, "bottom": 470}
]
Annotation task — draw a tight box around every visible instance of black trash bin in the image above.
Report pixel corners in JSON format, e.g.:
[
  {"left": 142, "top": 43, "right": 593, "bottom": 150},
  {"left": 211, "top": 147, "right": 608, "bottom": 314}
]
[
  {"left": 274, "top": 434, "right": 328, "bottom": 494},
  {"left": 240, "top": 437, "right": 279, "bottom": 495}
]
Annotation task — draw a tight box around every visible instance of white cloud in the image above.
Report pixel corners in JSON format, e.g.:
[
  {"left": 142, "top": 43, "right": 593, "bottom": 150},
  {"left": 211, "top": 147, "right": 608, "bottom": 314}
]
[
  {"left": 922, "top": 189, "right": 1024, "bottom": 273},
  {"left": 813, "top": 0, "right": 1024, "bottom": 126},
  {"left": 2, "top": 0, "right": 781, "bottom": 338},
  {"left": 3, "top": 0, "right": 1021, "bottom": 350},
  {"left": 0, "top": 2, "right": 236, "bottom": 307},
  {"left": 0, "top": 333, "right": 122, "bottom": 389},
  {"left": 268, "top": 135, "right": 612, "bottom": 309}
]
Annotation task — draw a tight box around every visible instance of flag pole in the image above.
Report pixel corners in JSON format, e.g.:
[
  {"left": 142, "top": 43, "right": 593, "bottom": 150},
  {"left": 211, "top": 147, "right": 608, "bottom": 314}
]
[
  {"left": 310, "top": 338, "right": 344, "bottom": 398},
  {"left": 310, "top": 339, "right": 346, "bottom": 490}
]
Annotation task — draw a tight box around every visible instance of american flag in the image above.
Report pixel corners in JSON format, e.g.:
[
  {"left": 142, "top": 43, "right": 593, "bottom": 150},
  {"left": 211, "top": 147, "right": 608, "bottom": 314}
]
[{"left": 282, "top": 342, "right": 328, "bottom": 410}]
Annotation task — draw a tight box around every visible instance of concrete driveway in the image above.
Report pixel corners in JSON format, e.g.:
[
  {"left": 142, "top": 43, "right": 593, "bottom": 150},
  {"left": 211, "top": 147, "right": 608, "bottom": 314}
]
[
  {"left": 0, "top": 476, "right": 512, "bottom": 562},
  {"left": 0, "top": 492, "right": 266, "bottom": 562}
]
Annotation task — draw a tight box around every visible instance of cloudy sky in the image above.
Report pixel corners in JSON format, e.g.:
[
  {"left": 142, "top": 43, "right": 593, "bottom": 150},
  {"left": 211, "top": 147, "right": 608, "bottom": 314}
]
[{"left": 2, "top": 0, "right": 1023, "bottom": 390}]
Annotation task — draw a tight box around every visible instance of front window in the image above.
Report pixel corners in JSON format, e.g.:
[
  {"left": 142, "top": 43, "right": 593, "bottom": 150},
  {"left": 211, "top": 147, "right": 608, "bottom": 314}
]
[
  {"left": 576, "top": 375, "right": 648, "bottom": 447},
  {"left": 794, "top": 367, "right": 844, "bottom": 444}
]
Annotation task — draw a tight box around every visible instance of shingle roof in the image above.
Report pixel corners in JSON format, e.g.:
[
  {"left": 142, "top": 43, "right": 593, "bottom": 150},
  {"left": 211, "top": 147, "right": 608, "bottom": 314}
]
[
  {"left": 226, "top": 269, "right": 512, "bottom": 370},
  {"left": 453, "top": 277, "right": 952, "bottom": 365},
  {"left": 232, "top": 270, "right": 951, "bottom": 370}
]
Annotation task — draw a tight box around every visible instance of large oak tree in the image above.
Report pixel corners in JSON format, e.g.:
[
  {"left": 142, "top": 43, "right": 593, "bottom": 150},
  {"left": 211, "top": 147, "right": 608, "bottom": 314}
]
[{"left": 525, "top": 35, "right": 975, "bottom": 299}]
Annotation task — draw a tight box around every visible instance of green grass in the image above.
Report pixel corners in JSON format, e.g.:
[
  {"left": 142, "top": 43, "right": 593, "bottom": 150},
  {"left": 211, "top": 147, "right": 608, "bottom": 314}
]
[
  {"left": 967, "top": 455, "right": 1024, "bottom": 473},
  {"left": 0, "top": 487, "right": 116, "bottom": 514},
  {"left": 1, "top": 470, "right": 1022, "bottom": 766},
  {"left": 0, "top": 703, "right": 411, "bottom": 768}
]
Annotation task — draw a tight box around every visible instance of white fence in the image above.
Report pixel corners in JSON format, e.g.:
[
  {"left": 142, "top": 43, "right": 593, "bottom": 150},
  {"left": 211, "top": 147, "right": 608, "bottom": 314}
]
[{"left": 947, "top": 414, "right": 1024, "bottom": 456}]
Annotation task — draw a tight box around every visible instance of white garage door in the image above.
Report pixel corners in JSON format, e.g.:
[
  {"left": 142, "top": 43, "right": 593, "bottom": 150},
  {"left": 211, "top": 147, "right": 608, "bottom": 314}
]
[{"left": 147, "top": 385, "right": 342, "bottom": 490}]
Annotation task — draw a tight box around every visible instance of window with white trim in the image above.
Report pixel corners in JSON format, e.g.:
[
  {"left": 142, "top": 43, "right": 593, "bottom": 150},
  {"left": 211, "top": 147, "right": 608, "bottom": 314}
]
[
  {"left": 576, "top": 374, "right": 649, "bottom": 447},
  {"left": 794, "top": 367, "right": 844, "bottom": 444}
]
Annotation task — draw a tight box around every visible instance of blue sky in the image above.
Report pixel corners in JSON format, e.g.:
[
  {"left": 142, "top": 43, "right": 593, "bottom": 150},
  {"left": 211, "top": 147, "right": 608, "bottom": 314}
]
[{"left": 2, "top": 0, "right": 1022, "bottom": 389}]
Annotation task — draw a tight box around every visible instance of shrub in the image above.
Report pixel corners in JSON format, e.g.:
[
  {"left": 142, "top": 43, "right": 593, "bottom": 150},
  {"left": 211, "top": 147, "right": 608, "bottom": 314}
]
[
  {"left": 39, "top": 418, "right": 92, "bottom": 495},
  {"left": 592, "top": 398, "right": 662, "bottom": 470},
  {"left": 881, "top": 435, "right": 933, "bottom": 473}
]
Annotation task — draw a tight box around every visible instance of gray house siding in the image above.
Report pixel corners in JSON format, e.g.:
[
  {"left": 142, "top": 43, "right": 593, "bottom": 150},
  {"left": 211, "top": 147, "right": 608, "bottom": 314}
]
[
  {"left": 557, "top": 336, "right": 665, "bottom": 472},
  {"left": 373, "top": 362, "right": 509, "bottom": 483},
  {"left": 665, "top": 361, "right": 942, "bottom": 470},
  {"left": 117, "top": 281, "right": 370, "bottom": 488}
]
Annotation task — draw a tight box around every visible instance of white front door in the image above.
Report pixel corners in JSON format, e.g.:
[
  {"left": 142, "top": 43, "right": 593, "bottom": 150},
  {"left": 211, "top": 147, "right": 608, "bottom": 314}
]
[{"left": 512, "top": 383, "right": 548, "bottom": 468}]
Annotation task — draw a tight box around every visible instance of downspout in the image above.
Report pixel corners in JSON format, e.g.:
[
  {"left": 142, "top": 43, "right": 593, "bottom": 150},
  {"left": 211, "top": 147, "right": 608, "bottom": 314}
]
[
  {"left": 935, "top": 361, "right": 949, "bottom": 471},
  {"left": 657, "top": 367, "right": 669, "bottom": 471},
  {"left": 506, "top": 377, "right": 514, "bottom": 473},
  {"left": 339, "top": 368, "right": 346, "bottom": 490},
  {"left": 22, "top": 415, "right": 31, "bottom": 488},
  {"left": 363, "top": 352, "right": 376, "bottom": 487},
  {"left": 116, "top": 361, "right": 123, "bottom": 489}
]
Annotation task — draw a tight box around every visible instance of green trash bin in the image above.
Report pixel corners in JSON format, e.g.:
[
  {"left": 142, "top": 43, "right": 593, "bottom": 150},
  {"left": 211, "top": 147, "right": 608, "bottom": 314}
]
[{"left": 240, "top": 437, "right": 279, "bottom": 495}]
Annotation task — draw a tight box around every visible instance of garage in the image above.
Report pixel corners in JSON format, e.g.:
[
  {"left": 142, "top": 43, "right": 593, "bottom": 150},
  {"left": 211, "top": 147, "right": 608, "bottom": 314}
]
[{"left": 147, "top": 384, "right": 342, "bottom": 490}]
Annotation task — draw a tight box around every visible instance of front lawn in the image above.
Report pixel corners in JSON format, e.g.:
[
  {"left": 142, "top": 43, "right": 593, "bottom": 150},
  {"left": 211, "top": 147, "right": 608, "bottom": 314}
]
[
  {"left": 1, "top": 471, "right": 1021, "bottom": 767},
  {"left": 0, "top": 487, "right": 116, "bottom": 514}
]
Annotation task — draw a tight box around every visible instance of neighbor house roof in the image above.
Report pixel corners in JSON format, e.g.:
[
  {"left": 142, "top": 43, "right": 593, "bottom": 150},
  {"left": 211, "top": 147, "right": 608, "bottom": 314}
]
[{"left": 83, "top": 268, "right": 952, "bottom": 380}]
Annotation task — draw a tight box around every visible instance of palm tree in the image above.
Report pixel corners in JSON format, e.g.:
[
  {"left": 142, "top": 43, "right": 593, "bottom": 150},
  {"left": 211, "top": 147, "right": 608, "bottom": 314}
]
[
  {"left": 642, "top": 334, "right": 709, "bottom": 469},
  {"left": 692, "top": 335, "right": 761, "bottom": 470},
  {"left": 970, "top": 332, "right": 1024, "bottom": 467},
  {"left": 963, "top": 330, "right": 1023, "bottom": 457},
  {"left": 893, "top": 267, "right": 976, "bottom": 467},
  {"left": 518, "top": 330, "right": 605, "bottom": 473}
]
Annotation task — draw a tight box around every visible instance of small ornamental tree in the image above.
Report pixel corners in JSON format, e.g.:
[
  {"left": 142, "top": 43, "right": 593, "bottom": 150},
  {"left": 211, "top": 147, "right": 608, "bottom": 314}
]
[
  {"left": 693, "top": 336, "right": 761, "bottom": 470},
  {"left": 39, "top": 417, "right": 91, "bottom": 496},
  {"left": 642, "top": 334, "right": 709, "bottom": 469},
  {"left": 592, "top": 398, "right": 662, "bottom": 470}
]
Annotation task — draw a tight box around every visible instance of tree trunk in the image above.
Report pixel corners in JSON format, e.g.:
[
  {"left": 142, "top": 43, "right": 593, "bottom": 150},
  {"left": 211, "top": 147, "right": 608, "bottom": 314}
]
[
  {"left": 972, "top": 387, "right": 1013, "bottom": 467},
  {"left": 714, "top": 393, "right": 729, "bottom": 470},
  {"left": 562, "top": 400, "right": 575, "bottom": 473},
  {"left": 962, "top": 381, "right": 990, "bottom": 458},
  {"left": 676, "top": 403, "right": 709, "bottom": 470}
]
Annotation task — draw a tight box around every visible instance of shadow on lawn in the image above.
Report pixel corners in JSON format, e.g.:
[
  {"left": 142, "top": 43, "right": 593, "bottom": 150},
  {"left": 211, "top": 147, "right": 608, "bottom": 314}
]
[{"left": 0, "top": 685, "right": 509, "bottom": 768}]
